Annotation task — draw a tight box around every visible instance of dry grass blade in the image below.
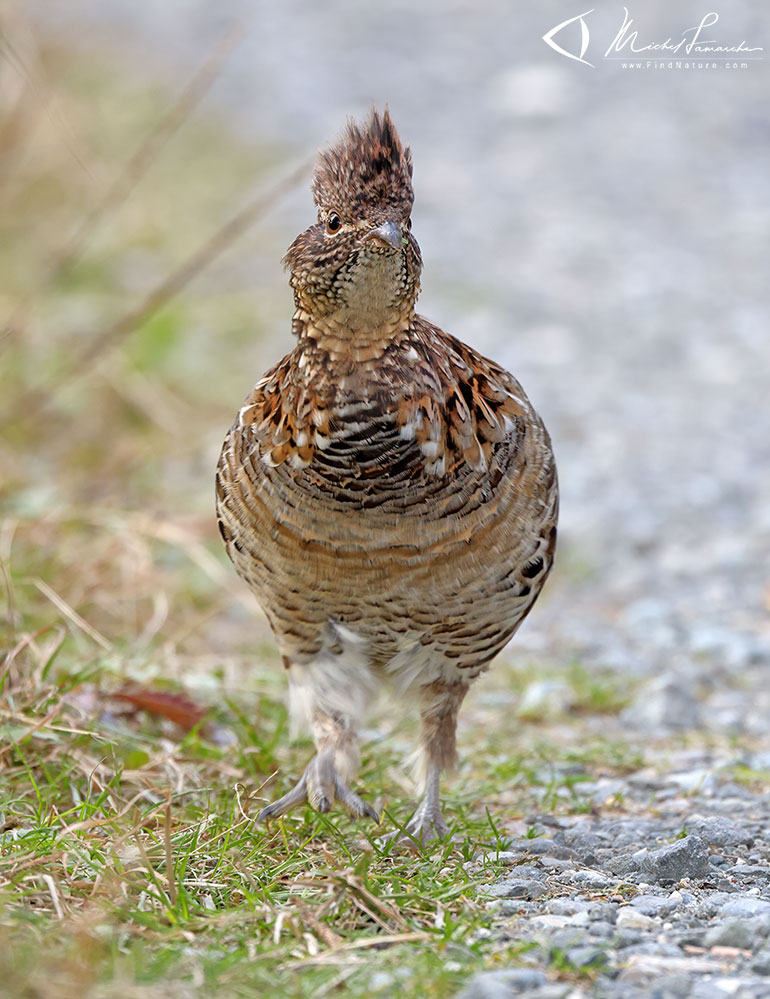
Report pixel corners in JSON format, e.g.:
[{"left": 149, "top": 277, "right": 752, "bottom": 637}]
[
  {"left": 41, "top": 873, "right": 66, "bottom": 920},
  {"left": 6, "top": 156, "right": 311, "bottom": 425},
  {"left": 337, "top": 872, "right": 409, "bottom": 933},
  {"left": 0, "top": 849, "right": 65, "bottom": 880},
  {"left": 290, "top": 899, "right": 343, "bottom": 949},
  {"left": 0, "top": 624, "right": 56, "bottom": 687},
  {"left": 59, "top": 22, "right": 247, "bottom": 269},
  {"left": 0, "top": 16, "right": 93, "bottom": 182},
  {"left": 0, "top": 66, "right": 46, "bottom": 189},
  {"left": 54, "top": 792, "right": 167, "bottom": 842},
  {"left": 1, "top": 20, "right": 247, "bottom": 340},
  {"left": 0, "top": 698, "right": 62, "bottom": 764},
  {"left": 291, "top": 870, "right": 409, "bottom": 934},
  {"left": 32, "top": 578, "right": 112, "bottom": 650},
  {"left": 164, "top": 802, "right": 177, "bottom": 906},
  {"left": 133, "top": 831, "right": 174, "bottom": 909}
]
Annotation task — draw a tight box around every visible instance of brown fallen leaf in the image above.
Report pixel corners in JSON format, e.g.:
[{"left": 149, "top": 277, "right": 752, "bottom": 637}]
[{"left": 112, "top": 686, "right": 207, "bottom": 732}]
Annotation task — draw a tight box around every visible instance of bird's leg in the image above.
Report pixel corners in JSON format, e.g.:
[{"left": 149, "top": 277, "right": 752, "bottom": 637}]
[
  {"left": 258, "top": 710, "right": 378, "bottom": 823},
  {"left": 399, "top": 681, "right": 468, "bottom": 846}
]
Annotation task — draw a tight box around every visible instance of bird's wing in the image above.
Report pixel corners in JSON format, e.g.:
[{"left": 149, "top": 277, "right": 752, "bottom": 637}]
[{"left": 394, "top": 319, "right": 534, "bottom": 480}]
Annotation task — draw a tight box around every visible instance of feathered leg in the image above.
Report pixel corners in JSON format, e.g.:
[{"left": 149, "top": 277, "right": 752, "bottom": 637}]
[
  {"left": 399, "top": 681, "right": 468, "bottom": 846},
  {"left": 258, "top": 656, "right": 379, "bottom": 823}
]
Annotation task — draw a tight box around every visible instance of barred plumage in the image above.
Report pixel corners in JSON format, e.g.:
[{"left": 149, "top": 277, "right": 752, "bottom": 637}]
[{"left": 216, "top": 109, "right": 558, "bottom": 844}]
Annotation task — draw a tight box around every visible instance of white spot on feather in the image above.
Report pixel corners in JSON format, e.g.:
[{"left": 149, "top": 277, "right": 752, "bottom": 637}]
[
  {"left": 335, "top": 402, "right": 366, "bottom": 418},
  {"left": 330, "top": 620, "right": 367, "bottom": 645},
  {"left": 239, "top": 404, "right": 257, "bottom": 426}
]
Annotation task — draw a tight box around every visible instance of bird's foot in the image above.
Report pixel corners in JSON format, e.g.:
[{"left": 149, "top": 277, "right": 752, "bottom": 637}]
[
  {"left": 382, "top": 797, "right": 450, "bottom": 851},
  {"left": 258, "top": 750, "right": 379, "bottom": 823}
]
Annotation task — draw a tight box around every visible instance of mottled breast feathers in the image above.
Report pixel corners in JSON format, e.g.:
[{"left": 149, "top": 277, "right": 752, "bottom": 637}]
[{"left": 236, "top": 319, "right": 528, "bottom": 487}]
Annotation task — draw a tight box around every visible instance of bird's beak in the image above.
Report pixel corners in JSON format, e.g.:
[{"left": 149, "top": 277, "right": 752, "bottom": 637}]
[{"left": 363, "top": 220, "right": 402, "bottom": 251}]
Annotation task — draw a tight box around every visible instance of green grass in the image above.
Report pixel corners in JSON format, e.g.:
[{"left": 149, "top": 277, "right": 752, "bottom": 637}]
[
  {"left": 0, "top": 618, "right": 647, "bottom": 997},
  {"left": 0, "top": 21, "right": 649, "bottom": 999},
  {"left": 0, "top": 647, "right": 528, "bottom": 999}
]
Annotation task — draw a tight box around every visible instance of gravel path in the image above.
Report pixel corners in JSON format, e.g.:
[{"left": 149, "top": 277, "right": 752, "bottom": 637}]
[
  {"left": 462, "top": 747, "right": 770, "bottom": 999},
  {"left": 29, "top": 3, "right": 770, "bottom": 995}
]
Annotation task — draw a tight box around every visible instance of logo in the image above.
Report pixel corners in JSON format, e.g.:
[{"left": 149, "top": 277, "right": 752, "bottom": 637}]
[
  {"left": 542, "top": 8, "right": 763, "bottom": 69},
  {"left": 542, "top": 9, "right": 595, "bottom": 68}
]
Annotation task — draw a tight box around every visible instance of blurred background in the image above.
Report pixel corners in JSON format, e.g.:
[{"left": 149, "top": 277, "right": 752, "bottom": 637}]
[{"left": 2, "top": 0, "right": 769, "bottom": 738}]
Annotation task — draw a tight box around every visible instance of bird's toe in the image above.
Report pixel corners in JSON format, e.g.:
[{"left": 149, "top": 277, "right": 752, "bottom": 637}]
[{"left": 258, "top": 755, "right": 377, "bottom": 823}]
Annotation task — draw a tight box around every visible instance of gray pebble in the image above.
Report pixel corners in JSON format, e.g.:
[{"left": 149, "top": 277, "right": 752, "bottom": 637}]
[
  {"left": 497, "top": 900, "right": 539, "bottom": 917},
  {"left": 687, "top": 815, "right": 754, "bottom": 848},
  {"left": 589, "top": 903, "right": 619, "bottom": 923},
  {"left": 614, "top": 928, "right": 644, "bottom": 948},
  {"left": 545, "top": 898, "right": 589, "bottom": 916},
  {"left": 569, "top": 868, "right": 610, "bottom": 887},
  {"left": 563, "top": 830, "right": 603, "bottom": 865},
  {"left": 630, "top": 894, "right": 680, "bottom": 917},
  {"left": 587, "top": 920, "right": 614, "bottom": 939},
  {"left": 458, "top": 969, "right": 547, "bottom": 999},
  {"left": 621, "top": 676, "right": 702, "bottom": 731},
  {"left": 639, "top": 835, "right": 710, "bottom": 883},
  {"left": 488, "top": 878, "right": 548, "bottom": 900},
  {"left": 688, "top": 981, "right": 751, "bottom": 999},
  {"left": 519, "top": 839, "right": 575, "bottom": 860},
  {"left": 606, "top": 853, "right": 642, "bottom": 876},
  {"left": 703, "top": 917, "right": 759, "bottom": 950},
  {"left": 751, "top": 949, "right": 770, "bottom": 975},
  {"left": 600, "top": 977, "right": 692, "bottom": 999},
  {"left": 728, "top": 864, "right": 770, "bottom": 879},
  {"left": 565, "top": 944, "right": 606, "bottom": 968},
  {"left": 549, "top": 928, "right": 590, "bottom": 951},
  {"left": 616, "top": 907, "right": 657, "bottom": 931},
  {"left": 501, "top": 864, "right": 544, "bottom": 881},
  {"left": 720, "top": 896, "right": 770, "bottom": 918},
  {"left": 620, "top": 941, "right": 685, "bottom": 959},
  {"left": 536, "top": 856, "right": 574, "bottom": 873},
  {"left": 697, "top": 892, "right": 742, "bottom": 917}
]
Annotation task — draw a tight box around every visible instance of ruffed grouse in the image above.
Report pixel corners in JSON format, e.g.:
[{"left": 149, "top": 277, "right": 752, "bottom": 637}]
[{"left": 216, "top": 109, "right": 558, "bottom": 844}]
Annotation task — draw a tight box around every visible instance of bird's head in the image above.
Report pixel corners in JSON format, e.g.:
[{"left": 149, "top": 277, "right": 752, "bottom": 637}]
[{"left": 284, "top": 109, "right": 422, "bottom": 331}]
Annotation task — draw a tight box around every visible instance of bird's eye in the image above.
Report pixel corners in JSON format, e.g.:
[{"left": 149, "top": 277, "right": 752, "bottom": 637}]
[{"left": 326, "top": 212, "right": 342, "bottom": 234}]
